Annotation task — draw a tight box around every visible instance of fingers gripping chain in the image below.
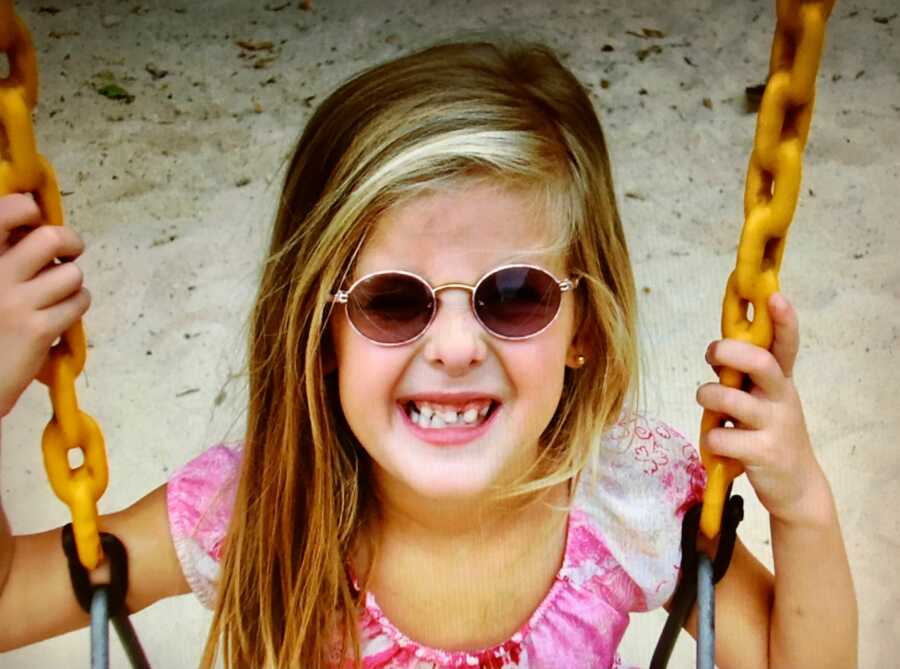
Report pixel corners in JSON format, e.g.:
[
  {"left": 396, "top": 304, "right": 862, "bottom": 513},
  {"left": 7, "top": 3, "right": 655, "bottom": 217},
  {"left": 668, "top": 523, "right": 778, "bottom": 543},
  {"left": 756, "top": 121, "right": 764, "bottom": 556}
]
[
  {"left": 700, "top": 0, "right": 836, "bottom": 539},
  {"left": 1, "top": 0, "right": 108, "bottom": 569}
]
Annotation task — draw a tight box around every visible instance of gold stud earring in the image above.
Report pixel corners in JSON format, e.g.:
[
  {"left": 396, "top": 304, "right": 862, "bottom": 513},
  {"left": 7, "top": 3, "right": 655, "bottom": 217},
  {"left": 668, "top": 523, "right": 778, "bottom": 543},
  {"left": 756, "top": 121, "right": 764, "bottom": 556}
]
[{"left": 575, "top": 354, "right": 586, "bottom": 368}]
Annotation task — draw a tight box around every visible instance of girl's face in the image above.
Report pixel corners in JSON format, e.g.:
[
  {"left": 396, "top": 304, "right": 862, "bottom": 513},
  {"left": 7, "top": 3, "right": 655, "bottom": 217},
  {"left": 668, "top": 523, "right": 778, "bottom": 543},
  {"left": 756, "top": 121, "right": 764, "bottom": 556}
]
[{"left": 329, "top": 182, "right": 582, "bottom": 505}]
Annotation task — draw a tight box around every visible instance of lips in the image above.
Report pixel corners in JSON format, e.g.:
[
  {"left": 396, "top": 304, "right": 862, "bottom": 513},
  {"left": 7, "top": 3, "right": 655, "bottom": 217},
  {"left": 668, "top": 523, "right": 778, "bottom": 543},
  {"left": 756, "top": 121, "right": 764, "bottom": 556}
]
[
  {"left": 395, "top": 391, "right": 503, "bottom": 406},
  {"left": 396, "top": 401, "right": 502, "bottom": 446}
]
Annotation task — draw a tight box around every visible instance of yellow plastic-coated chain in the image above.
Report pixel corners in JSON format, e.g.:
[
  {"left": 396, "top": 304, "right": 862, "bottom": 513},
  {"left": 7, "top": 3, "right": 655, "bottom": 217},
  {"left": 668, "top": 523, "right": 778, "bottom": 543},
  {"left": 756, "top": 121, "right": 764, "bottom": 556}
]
[
  {"left": 0, "top": 0, "right": 108, "bottom": 569},
  {"left": 699, "top": 0, "right": 835, "bottom": 540}
]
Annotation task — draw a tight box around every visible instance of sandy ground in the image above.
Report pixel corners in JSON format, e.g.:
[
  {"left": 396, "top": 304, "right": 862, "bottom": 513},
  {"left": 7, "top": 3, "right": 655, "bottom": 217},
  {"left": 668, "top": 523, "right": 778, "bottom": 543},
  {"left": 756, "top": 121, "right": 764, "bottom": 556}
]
[{"left": 1, "top": 0, "right": 897, "bottom": 667}]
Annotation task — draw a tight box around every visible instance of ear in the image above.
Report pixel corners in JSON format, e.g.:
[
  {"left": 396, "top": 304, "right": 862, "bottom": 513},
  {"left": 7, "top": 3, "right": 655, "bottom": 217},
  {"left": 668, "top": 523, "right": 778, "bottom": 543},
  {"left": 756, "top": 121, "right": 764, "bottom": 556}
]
[
  {"left": 565, "top": 351, "right": 585, "bottom": 369},
  {"left": 564, "top": 292, "right": 588, "bottom": 369},
  {"left": 565, "top": 332, "right": 586, "bottom": 369}
]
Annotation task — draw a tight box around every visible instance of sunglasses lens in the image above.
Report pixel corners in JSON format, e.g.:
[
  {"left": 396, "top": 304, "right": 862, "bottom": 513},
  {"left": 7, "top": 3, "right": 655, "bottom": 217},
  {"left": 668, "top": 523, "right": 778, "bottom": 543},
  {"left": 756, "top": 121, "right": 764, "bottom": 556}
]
[
  {"left": 347, "top": 273, "right": 433, "bottom": 344},
  {"left": 475, "top": 267, "right": 561, "bottom": 338}
]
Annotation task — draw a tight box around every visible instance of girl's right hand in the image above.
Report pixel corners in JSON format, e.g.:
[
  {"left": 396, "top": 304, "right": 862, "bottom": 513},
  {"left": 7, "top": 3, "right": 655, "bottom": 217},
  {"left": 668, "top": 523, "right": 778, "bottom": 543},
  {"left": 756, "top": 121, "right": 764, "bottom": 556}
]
[{"left": 0, "top": 193, "right": 91, "bottom": 418}]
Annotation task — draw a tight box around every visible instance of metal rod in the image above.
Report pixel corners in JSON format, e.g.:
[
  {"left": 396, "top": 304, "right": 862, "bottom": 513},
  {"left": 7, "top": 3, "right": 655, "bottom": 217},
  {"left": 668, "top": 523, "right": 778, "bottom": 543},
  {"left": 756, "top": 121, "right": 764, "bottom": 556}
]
[
  {"left": 697, "top": 553, "right": 715, "bottom": 669},
  {"left": 90, "top": 587, "right": 109, "bottom": 669}
]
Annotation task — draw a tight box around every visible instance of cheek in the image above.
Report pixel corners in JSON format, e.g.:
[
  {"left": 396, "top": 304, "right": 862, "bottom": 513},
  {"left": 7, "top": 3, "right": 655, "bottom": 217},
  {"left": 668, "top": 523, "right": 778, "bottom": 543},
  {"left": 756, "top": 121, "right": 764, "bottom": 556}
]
[
  {"left": 330, "top": 307, "right": 377, "bottom": 376},
  {"left": 518, "top": 306, "right": 575, "bottom": 411},
  {"left": 336, "top": 350, "right": 382, "bottom": 451},
  {"left": 506, "top": 340, "right": 567, "bottom": 410},
  {"left": 332, "top": 313, "right": 404, "bottom": 439},
  {"left": 332, "top": 311, "right": 368, "bottom": 432}
]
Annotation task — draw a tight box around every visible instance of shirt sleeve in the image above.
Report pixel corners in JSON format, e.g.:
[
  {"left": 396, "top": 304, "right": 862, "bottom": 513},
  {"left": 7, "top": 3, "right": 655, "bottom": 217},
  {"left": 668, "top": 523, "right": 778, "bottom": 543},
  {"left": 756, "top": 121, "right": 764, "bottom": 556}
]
[
  {"left": 166, "top": 443, "right": 242, "bottom": 609},
  {"left": 576, "top": 415, "right": 707, "bottom": 611}
]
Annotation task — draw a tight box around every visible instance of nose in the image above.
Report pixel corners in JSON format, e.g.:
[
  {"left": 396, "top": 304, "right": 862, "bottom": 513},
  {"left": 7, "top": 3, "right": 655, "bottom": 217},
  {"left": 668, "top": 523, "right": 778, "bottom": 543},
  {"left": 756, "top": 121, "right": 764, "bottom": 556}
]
[{"left": 421, "top": 288, "right": 487, "bottom": 374}]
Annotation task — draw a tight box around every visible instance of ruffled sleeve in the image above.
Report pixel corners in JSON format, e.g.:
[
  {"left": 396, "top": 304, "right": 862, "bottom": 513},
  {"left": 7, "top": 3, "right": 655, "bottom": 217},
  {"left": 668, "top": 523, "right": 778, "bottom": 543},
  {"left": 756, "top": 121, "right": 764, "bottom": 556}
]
[
  {"left": 166, "top": 443, "right": 243, "bottom": 609},
  {"left": 575, "top": 415, "right": 707, "bottom": 611}
]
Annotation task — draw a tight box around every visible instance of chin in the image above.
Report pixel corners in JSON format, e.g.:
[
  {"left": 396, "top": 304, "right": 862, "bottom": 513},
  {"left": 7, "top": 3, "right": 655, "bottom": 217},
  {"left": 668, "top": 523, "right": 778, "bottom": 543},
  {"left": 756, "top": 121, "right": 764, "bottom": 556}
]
[{"left": 395, "top": 452, "right": 507, "bottom": 501}]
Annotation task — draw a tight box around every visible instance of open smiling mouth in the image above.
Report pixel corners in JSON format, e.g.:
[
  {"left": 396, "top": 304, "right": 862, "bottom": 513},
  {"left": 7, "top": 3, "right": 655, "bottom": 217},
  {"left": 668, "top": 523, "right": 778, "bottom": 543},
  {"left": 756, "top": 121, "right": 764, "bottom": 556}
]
[{"left": 400, "top": 400, "right": 501, "bottom": 430}]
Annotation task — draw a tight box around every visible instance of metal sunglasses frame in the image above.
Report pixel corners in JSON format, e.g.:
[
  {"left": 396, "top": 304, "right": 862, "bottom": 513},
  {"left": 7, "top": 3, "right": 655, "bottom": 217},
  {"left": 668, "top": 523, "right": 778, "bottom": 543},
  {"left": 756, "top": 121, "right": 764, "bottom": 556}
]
[{"left": 330, "top": 263, "right": 580, "bottom": 346}]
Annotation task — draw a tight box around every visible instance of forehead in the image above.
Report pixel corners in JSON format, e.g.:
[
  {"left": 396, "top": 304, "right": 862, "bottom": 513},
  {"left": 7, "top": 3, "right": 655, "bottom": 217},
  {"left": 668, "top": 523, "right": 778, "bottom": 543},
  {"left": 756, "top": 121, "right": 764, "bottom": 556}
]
[{"left": 356, "top": 182, "right": 566, "bottom": 279}]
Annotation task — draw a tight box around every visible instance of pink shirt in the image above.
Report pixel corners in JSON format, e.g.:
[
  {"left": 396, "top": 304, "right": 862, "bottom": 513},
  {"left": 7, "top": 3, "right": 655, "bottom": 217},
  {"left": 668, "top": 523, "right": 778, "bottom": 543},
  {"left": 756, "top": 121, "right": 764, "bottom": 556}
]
[{"left": 167, "top": 415, "right": 706, "bottom": 668}]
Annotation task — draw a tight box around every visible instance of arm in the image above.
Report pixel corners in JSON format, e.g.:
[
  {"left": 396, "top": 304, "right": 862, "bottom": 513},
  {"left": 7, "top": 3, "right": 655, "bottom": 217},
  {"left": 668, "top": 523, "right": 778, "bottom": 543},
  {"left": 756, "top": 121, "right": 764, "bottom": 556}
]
[
  {"left": 684, "top": 292, "right": 858, "bottom": 668},
  {"left": 0, "top": 483, "right": 190, "bottom": 651},
  {"left": 768, "top": 479, "right": 857, "bottom": 668}
]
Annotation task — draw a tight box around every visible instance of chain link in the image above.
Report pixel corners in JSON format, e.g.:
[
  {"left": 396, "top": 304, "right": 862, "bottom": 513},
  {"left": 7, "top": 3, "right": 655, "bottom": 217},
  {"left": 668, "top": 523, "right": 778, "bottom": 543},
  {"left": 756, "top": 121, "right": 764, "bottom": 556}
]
[
  {"left": 1, "top": 0, "right": 108, "bottom": 569},
  {"left": 700, "top": 0, "right": 836, "bottom": 539}
]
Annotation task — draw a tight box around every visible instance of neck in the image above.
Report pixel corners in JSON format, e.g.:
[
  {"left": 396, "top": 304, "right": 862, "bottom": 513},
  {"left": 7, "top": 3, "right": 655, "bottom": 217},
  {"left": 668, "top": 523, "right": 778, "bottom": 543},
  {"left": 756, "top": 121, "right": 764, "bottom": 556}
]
[
  {"left": 349, "top": 468, "right": 573, "bottom": 596},
  {"left": 366, "top": 468, "right": 569, "bottom": 550}
]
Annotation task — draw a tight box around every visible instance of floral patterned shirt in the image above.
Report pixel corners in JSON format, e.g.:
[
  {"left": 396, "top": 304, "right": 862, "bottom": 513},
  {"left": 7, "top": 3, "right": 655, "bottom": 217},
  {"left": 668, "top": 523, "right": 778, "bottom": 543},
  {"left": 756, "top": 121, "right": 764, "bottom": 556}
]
[{"left": 167, "top": 415, "right": 706, "bottom": 668}]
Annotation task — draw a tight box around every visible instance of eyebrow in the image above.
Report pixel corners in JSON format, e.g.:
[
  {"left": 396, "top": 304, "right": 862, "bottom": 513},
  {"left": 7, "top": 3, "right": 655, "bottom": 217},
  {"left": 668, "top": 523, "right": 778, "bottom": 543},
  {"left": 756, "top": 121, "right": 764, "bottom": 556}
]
[
  {"left": 350, "top": 247, "right": 564, "bottom": 282},
  {"left": 350, "top": 259, "right": 569, "bottom": 285}
]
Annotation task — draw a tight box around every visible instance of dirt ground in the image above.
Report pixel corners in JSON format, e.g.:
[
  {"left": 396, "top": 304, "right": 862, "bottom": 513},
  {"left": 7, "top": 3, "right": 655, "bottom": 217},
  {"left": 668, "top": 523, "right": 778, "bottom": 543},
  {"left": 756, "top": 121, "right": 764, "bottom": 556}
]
[{"left": 2, "top": 0, "right": 898, "bottom": 667}]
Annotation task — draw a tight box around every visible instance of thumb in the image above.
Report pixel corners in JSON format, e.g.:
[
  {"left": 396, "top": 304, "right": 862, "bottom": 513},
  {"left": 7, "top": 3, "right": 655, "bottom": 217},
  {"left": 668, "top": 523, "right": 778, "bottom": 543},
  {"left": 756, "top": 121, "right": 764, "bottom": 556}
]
[{"left": 768, "top": 292, "right": 799, "bottom": 378}]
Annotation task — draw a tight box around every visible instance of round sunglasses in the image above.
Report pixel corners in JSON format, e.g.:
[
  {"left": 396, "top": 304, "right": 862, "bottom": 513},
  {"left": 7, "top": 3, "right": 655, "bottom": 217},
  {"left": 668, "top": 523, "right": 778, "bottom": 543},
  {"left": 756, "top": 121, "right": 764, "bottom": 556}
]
[{"left": 330, "top": 264, "right": 579, "bottom": 346}]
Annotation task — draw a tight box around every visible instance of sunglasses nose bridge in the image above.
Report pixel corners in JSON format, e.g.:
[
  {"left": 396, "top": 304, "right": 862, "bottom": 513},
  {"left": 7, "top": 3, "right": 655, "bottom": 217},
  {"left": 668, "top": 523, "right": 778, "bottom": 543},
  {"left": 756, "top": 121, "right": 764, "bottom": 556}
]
[
  {"left": 432, "top": 281, "right": 476, "bottom": 296},
  {"left": 430, "top": 282, "right": 476, "bottom": 311}
]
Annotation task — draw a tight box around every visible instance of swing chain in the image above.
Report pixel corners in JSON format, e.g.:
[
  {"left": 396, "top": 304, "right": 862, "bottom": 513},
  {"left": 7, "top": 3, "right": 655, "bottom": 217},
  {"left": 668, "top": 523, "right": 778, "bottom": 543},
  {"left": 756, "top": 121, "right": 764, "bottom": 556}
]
[
  {"left": 0, "top": 0, "right": 109, "bottom": 570},
  {"left": 699, "top": 0, "right": 836, "bottom": 539}
]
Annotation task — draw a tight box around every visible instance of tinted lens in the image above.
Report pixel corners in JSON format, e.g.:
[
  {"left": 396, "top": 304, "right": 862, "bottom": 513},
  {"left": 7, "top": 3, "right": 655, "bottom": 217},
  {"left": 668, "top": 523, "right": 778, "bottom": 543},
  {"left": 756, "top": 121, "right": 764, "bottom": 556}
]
[
  {"left": 347, "top": 273, "right": 434, "bottom": 344},
  {"left": 475, "top": 267, "right": 561, "bottom": 338}
]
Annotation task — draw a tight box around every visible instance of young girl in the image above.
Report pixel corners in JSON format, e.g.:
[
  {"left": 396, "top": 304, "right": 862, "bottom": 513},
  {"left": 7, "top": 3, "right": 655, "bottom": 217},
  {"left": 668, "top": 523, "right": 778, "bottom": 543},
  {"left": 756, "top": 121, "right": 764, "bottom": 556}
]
[{"left": 0, "top": 39, "right": 856, "bottom": 668}]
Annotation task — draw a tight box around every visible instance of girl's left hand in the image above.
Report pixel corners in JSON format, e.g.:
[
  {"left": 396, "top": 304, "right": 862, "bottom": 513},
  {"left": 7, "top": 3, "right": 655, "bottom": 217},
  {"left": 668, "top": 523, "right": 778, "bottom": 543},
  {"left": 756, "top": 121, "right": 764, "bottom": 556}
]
[{"left": 697, "top": 292, "right": 831, "bottom": 526}]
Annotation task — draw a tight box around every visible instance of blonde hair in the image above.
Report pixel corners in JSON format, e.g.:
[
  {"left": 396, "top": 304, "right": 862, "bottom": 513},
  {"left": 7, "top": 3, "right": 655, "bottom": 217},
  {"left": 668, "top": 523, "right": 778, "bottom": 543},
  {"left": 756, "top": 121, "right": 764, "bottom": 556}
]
[{"left": 200, "top": 37, "right": 638, "bottom": 669}]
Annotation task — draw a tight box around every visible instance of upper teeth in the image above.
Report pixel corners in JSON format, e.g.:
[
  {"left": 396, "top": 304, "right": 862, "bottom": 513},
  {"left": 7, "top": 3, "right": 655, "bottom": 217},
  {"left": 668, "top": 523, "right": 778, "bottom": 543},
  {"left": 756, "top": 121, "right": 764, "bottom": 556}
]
[{"left": 406, "top": 400, "right": 492, "bottom": 428}]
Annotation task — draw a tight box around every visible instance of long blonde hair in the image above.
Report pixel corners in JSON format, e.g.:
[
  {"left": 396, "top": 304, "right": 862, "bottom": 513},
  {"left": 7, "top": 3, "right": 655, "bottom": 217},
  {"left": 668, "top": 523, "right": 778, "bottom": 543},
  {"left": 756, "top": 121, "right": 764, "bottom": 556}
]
[{"left": 199, "top": 36, "right": 638, "bottom": 668}]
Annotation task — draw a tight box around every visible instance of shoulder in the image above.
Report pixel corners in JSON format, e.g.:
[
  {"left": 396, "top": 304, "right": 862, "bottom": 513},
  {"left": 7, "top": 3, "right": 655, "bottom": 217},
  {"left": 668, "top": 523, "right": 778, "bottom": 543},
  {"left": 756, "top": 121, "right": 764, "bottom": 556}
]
[
  {"left": 597, "top": 414, "right": 705, "bottom": 510},
  {"left": 572, "top": 414, "right": 706, "bottom": 611},
  {"left": 166, "top": 443, "right": 243, "bottom": 608}
]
